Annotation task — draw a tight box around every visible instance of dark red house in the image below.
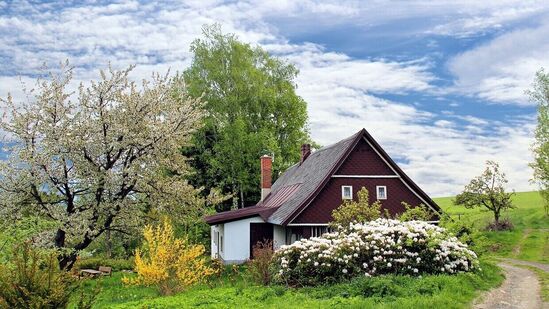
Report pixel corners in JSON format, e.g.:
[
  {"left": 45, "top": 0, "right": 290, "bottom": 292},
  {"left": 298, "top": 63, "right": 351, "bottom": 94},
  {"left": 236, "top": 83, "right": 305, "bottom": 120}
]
[{"left": 205, "top": 128, "right": 442, "bottom": 263}]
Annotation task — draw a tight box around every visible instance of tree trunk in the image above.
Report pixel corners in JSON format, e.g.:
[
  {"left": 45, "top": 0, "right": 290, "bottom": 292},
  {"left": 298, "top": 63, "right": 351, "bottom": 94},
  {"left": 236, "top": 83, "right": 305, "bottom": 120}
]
[
  {"left": 58, "top": 252, "right": 78, "bottom": 270},
  {"left": 54, "top": 228, "right": 78, "bottom": 270},
  {"left": 106, "top": 229, "right": 112, "bottom": 258},
  {"left": 54, "top": 228, "right": 66, "bottom": 248},
  {"left": 494, "top": 210, "right": 500, "bottom": 224}
]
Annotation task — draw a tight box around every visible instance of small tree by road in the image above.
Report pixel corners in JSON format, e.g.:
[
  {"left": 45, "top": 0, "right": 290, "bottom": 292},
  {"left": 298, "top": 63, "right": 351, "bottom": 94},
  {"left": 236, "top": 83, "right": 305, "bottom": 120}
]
[{"left": 454, "top": 161, "right": 515, "bottom": 229}]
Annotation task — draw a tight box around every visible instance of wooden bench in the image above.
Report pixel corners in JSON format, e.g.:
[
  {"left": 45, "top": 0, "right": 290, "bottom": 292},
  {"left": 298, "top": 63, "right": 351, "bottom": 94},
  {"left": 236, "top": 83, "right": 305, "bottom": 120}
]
[
  {"left": 79, "top": 266, "right": 112, "bottom": 278},
  {"left": 79, "top": 269, "right": 102, "bottom": 278},
  {"left": 98, "top": 266, "right": 112, "bottom": 276}
]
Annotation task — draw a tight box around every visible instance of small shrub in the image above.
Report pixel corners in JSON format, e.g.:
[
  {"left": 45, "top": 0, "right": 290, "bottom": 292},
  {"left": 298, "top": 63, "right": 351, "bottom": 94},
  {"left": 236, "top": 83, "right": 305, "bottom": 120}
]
[
  {"left": 414, "top": 280, "right": 442, "bottom": 295},
  {"left": 397, "top": 202, "right": 433, "bottom": 221},
  {"left": 256, "top": 289, "right": 275, "bottom": 301},
  {"left": 273, "top": 219, "right": 479, "bottom": 286},
  {"left": 440, "top": 217, "right": 489, "bottom": 256},
  {"left": 247, "top": 240, "right": 274, "bottom": 285},
  {"left": 355, "top": 277, "right": 401, "bottom": 298},
  {"left": 330, "top": 187, "right": 383, "bottom": 229},
  {"left": 485, "top": 218, "right": 514, "bottom": 231},
  {"left": 0, "top": 242, "right": 74, "bottom": 308},
  {"left": 209, "top": 258, "right": 225, "bottom": 278},
  {"left": 123, "top": 218, "right": 216, "bottom": 295},
  {"left": 272, "top": 285, "right": 286, "bottom": 297}
]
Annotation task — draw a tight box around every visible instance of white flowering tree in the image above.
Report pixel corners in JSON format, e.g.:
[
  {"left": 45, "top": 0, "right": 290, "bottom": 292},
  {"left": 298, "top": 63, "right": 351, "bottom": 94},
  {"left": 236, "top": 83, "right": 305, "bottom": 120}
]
[{"left": 0, "top": 63, "right": 207, "bottom": 269}]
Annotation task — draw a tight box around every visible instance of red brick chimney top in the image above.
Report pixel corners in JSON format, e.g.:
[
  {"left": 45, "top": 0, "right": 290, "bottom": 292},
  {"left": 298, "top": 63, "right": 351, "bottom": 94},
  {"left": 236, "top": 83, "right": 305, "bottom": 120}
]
[
  {"left": 260, "top": 155, "right": 272, "bottom": 189},
  {"left": 300, "top": 144, "right": 311, "bottom": 165}
]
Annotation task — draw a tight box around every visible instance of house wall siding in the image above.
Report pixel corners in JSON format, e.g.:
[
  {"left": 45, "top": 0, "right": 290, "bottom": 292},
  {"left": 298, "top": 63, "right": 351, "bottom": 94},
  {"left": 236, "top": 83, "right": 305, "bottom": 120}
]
[
  {"left": 273, "top": 225, "right": 286, "bottom": 249},
  {"left": 336, "top": 139, "right": 395, "bottom": 175},
  {"left": 210, "top": 224, "right": 223, "bottom": 260},
  {"left": 221, "top": 216, "right": 265, "bottom": 263},
  {"left": 292, "top": 177, "right": 426, "bottom": 224}
]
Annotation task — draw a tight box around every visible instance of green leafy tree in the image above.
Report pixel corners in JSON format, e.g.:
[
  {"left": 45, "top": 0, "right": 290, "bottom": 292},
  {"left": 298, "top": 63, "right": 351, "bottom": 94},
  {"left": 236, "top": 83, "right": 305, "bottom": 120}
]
[
  {"left": 528, "top": 68, "right": 549, "bottom": 215},
  {"left": 455, "top": 161, "right": 515, "bottom": 226},
  {"left": 183, "top": 24, "right": 312, "bottom": 209},
  {"left": 397, "top": 202, "right": 433, "bottom": 221},
  {"left": 0, "top": 63, "right": 210, "bottom": 269},
  {"left": 330, "top": 187, "right": 384, "bottom": 229}
]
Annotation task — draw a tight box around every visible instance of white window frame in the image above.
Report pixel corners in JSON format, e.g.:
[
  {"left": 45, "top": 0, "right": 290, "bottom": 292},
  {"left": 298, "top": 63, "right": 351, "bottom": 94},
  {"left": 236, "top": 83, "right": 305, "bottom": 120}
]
[
  {"left": 376, "top": 185, "right": 387, "bottom": 200},
  {"left": 341, "top": 185, "right": 353, "bottom": 200}
]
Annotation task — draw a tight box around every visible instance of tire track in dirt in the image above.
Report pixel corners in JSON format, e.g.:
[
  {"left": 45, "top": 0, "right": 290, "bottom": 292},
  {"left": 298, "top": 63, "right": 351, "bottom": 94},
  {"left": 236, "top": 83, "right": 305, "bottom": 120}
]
[{"left": 473, "top": 262, "right": 546, "bottom": 309}]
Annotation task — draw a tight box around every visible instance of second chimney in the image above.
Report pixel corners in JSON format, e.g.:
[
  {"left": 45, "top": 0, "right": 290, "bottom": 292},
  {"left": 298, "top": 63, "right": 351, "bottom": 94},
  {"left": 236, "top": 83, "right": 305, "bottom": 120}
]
[
  {"left": 260, "top": 155, "right": 272, "bottom": 201},
  {"left": 300, "top": 143, "right": 311, "bottom": 165}
]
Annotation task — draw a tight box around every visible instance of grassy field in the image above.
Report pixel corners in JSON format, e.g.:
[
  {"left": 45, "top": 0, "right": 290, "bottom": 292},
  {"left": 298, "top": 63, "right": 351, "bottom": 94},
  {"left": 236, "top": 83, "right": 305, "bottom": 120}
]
[
  {"left": 71, "top": 191, "right": 547, "bottom": 308},
  {"left": 436, "top": 191, "right": 548, "bottom": 263}
]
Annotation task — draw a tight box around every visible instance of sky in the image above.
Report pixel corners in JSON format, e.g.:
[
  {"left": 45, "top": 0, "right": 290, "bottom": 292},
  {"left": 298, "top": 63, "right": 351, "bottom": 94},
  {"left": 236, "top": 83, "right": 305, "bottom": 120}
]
[{"left": 1, "top": 0, "right": 548, "bottom": 197}]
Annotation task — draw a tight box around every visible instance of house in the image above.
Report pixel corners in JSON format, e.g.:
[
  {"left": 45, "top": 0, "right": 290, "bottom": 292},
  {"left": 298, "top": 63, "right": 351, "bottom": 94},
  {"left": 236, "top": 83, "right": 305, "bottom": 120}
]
[{"left": 205, "top": 128, "right": 442, "bottom": 264}]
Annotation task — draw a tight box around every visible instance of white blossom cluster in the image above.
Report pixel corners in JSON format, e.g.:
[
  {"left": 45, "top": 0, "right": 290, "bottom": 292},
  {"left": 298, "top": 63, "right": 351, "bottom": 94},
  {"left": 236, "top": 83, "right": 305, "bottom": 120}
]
[{"left": 273, "top": 219, "right": 479, "bottom": 285}]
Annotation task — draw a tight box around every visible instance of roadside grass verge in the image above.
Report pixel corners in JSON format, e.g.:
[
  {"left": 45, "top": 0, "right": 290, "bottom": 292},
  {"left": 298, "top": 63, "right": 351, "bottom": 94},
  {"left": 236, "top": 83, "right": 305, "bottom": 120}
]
[{"left": 527, "top": 267, "right": 549, "bottom": 302}]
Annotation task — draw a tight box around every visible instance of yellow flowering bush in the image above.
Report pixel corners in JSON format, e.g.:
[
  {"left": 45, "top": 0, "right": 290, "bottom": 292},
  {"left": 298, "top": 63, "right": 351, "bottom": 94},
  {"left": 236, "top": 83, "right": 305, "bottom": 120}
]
[{"left": 123, "top": 219, "right": 215, "bottom": 295}]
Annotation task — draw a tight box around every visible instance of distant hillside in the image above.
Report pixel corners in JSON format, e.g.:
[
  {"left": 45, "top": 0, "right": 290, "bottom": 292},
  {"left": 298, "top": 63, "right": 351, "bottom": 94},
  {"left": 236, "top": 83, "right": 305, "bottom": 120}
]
[{"left": 434, "top": 191, "right": 544, "bottom": 216}]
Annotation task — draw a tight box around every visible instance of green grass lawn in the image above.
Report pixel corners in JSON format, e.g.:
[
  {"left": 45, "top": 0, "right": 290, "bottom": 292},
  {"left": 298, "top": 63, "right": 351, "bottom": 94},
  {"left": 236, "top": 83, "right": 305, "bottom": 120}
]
[
  {"left": 73, "top": 261, "right": 502, "bottom": 309},
  {"left": 434, "top": 191, "right": 549, "bottom": 263},
  {"left": 71, "top": 191, "right": 547, "bottom": 308}
]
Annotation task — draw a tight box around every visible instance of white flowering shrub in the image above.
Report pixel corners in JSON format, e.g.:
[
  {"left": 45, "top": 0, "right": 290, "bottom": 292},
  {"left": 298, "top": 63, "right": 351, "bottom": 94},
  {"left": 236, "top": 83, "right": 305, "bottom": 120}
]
[{"left": 273, "top": 219, "right": 479, "bottom": 286}]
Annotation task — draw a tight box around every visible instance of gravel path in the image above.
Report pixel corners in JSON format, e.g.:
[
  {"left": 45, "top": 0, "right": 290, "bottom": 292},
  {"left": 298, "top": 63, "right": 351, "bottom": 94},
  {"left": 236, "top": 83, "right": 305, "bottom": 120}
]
[
  {"left": 502, "top": 258, "right": 549, "bottom": 272},
  {"left": 473, "top": 262, "right": 547, "bottom": 309}
]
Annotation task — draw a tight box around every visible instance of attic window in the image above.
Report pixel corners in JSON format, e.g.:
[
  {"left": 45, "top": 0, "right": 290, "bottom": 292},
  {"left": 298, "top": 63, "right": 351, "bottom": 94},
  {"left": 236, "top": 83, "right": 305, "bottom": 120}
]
[
  {"left": 342, "top": 186, "right": 353, "bottom": 200},
  {"left": 376, "top": 186, "right": 387, "bottom": 200}
]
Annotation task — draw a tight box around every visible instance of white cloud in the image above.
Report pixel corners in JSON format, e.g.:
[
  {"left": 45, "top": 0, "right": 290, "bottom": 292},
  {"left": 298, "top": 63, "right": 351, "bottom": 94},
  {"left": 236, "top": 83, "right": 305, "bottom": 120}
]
[
  {"left": 448, "top": 21, "right": 549, "bottom": 105},
  {"left": 0, "top": 0, "right": 538, "bottom": 196},
  {"left": 429, "top": 3, "right": 547, "bottom": 37},
  {"left": 297, "top": 71, "right": 535, "bottom": 197},
  {"left": 288, "top": 51, "right": 435, "bottom": 94}
]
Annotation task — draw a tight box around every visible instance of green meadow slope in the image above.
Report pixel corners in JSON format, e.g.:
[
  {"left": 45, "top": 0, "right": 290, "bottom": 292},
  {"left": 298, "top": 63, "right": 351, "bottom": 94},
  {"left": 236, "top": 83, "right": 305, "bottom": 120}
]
[{"left": 435, "top": 191, "right": 548, "bottom": 263}]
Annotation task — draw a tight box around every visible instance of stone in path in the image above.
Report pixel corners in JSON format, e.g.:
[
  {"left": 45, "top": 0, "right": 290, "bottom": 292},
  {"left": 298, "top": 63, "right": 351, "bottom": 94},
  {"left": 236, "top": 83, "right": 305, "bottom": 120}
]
[{"left": 473, "top": 262, "right": 546, "bottom": 309}]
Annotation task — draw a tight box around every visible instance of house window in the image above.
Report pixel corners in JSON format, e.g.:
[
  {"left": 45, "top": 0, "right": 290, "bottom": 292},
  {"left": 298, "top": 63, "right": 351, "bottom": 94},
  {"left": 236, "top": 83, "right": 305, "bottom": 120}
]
[
  {"left": 220, "top": 235, "right": 223, "bottom": 252},
  {"left": 342, "top": 185, "right": 353, "bottom": 200},
  {"left": 376, "top": 186, "right": 387, "bottom": 200}
]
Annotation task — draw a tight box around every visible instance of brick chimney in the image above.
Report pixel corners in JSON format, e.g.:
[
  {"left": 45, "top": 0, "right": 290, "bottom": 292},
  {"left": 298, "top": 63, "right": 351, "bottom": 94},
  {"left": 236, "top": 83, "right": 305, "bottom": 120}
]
[
  {"left": 260, "top": 155, "right": 272, "bottom": 201},
  {"left": 300, "top": 143, "right": 311, "bottom": 165}
]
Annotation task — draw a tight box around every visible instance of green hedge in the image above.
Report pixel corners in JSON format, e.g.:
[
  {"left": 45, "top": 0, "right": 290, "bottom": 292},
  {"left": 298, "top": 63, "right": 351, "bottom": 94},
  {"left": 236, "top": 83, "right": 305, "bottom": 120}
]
[{"left": 76, "top": 257, "right": 134, "bottom": 271}]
